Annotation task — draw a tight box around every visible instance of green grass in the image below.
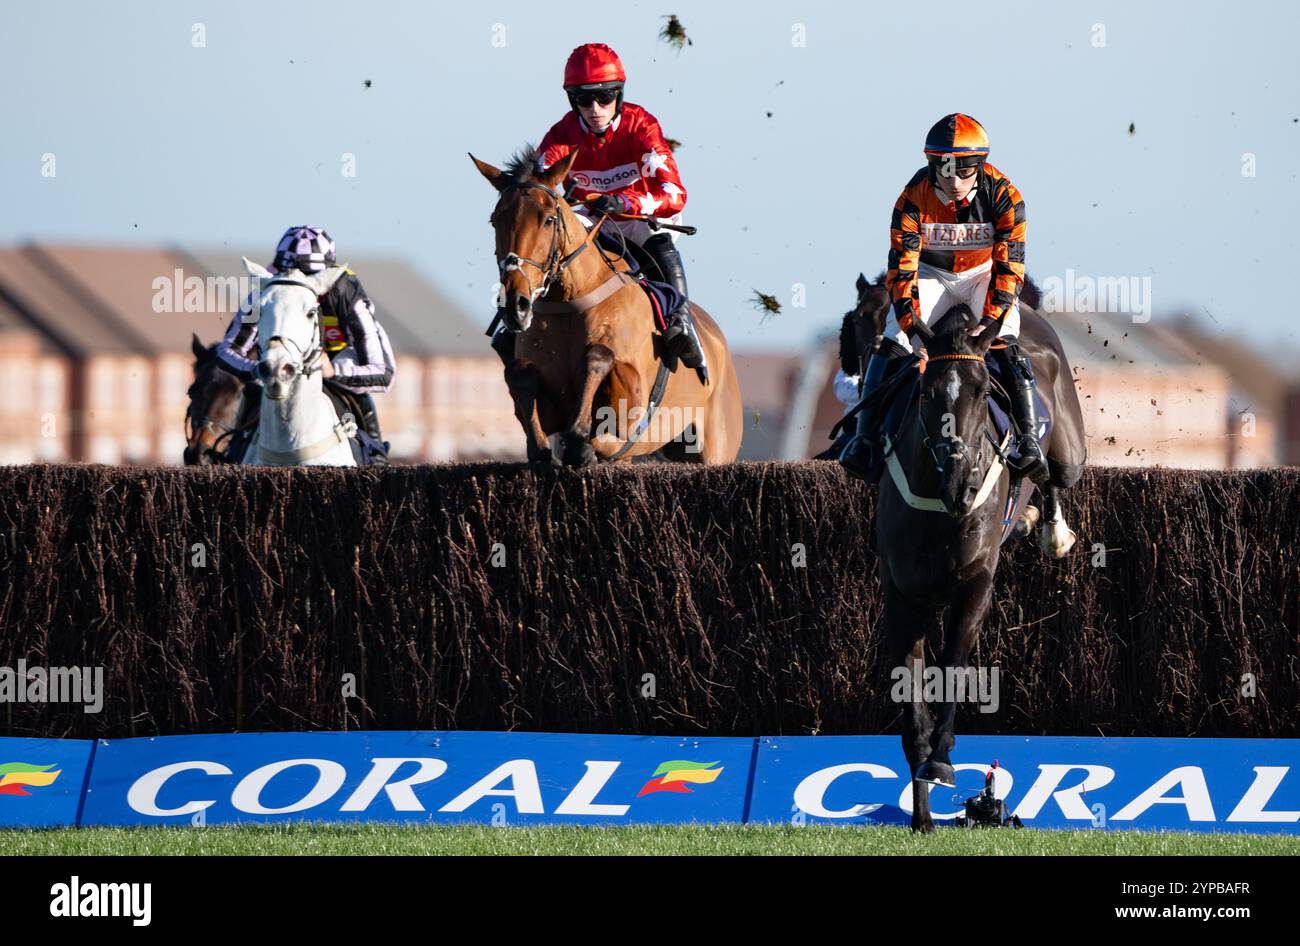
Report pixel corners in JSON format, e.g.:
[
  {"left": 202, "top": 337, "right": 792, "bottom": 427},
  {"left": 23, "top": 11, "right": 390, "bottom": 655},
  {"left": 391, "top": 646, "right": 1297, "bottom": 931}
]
[{"left": 2, "top": 823, "right": 1295, "bottom": 856}]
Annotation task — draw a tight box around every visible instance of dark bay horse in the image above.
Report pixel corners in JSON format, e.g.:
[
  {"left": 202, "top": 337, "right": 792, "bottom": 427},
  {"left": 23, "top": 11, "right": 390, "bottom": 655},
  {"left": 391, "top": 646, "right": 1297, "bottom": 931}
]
[
  {"left": 812, "top": 273, "right": 890, "bottom": 460},
  {"left": 184, "top": 334, "right": 243, "bottom": 465},
  {"left": 471, "top": 147, "right": 743, "bottom": 465},
  {"left": 875, "top": 305, "right": 1086, "bottom": 833}
]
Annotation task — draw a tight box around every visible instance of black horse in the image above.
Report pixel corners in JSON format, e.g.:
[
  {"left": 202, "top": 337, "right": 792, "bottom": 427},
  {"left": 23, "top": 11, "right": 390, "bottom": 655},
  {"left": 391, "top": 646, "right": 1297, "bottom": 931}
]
[{"left": 873, "top": 303, "right": 1086, "bottom": 832}]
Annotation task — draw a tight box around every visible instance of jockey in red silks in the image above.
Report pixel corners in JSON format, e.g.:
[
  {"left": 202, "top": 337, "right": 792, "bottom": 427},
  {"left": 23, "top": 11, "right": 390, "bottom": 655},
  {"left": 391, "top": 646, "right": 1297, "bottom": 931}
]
[
  {"left": 491, "top": 42, "right": 706, "bottom": 373},
  {"left": 840, "top": 114, "right": 1047, "bottom": 483}
]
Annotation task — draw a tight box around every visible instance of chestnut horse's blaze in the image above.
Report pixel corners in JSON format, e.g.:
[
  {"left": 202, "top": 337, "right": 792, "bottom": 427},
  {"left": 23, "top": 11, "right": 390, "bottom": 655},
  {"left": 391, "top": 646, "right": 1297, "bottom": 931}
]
[{"left": 472, "top": 147, "right": 742, "bottom": 466}]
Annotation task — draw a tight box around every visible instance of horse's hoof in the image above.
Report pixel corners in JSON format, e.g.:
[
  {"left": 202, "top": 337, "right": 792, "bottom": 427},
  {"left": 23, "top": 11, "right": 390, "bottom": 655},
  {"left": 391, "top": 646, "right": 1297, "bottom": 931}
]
[
  {"left": 1014, "top": 505, "right": 1040, "bottom": 537},
  {"left": 914, "top": 761, "right": 956, "bottom": 788},
  {"left": 1039, "top": 520, "right": 1077, "bottom": 558},
  {"left": 558, "top": 431, "right": 596, "bottom": 468}
]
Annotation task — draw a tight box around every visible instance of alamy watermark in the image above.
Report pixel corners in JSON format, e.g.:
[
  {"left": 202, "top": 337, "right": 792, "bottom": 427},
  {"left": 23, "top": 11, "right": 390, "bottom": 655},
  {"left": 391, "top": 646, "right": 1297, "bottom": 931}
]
[
  {"left": 0, "top": 661, "right": 104, "bottom": 714},
  {"left": 151, "top": 269, "right": 260, "bottom": 316},
  {"left": 1039, "top": 268, "right": 1153, "bottom": 323},
  {"left": 889, "top": 664, "right": 1000, "bottom": 714}
]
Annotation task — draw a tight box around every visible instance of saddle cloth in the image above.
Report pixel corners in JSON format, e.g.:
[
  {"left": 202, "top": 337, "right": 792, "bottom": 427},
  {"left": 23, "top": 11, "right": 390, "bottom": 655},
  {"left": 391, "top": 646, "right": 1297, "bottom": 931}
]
[{"left": 595, "top": 231, "right": 686, "bottom": 331}]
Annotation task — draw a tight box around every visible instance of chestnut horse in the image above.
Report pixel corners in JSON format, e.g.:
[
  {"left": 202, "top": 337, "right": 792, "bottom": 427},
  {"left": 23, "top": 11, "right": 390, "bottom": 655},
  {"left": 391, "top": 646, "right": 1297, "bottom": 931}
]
[{"left": 471, "top": 148, "right": 742, "bottom": 466}]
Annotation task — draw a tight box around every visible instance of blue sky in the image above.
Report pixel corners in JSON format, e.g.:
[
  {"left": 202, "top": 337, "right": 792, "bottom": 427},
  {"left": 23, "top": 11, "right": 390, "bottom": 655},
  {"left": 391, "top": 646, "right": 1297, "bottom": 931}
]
[{"left": 3, "top": 0, "right": 1297, "bottom": 352}]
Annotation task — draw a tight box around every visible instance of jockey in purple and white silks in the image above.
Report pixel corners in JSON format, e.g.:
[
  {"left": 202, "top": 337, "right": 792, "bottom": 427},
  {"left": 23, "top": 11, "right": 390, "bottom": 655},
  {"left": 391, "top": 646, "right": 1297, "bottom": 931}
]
[{"left": 216, "top": 226, "right": 395, "bottom": 463}]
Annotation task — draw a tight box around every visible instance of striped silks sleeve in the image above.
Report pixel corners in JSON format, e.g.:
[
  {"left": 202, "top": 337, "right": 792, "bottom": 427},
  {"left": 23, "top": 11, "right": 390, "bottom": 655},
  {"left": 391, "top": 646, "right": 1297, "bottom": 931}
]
[
  {"left": 887, "top": 189, "right": 923, "bottom": 333},
  {"left": 984, "top": 175, "right": 1027, "bottom": 321}
]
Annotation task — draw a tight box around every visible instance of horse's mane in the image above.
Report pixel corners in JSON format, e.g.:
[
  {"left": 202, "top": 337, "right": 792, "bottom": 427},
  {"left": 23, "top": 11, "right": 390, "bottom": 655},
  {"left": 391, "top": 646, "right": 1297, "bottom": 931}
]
[
  {"left": 838, "top": 313, "right": 858, "bottom": 375},
  {"left": 929, "top": 305, "right": 982, "bottom": 356},
  {"left": 1021, "top": 274, "right": 1041, "bottom": 310},
  {"left": 502, "top": 144, "right": 543, "bottom": 186}
]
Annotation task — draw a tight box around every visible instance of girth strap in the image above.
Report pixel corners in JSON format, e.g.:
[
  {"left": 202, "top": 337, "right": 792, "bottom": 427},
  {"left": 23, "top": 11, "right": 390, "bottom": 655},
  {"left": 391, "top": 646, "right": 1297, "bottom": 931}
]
[
  {"left": 600, "top": 359, "right": 672, "bottom": 463},
  {"left": 534, "top": 271, "right": 636, "bottom": 315},
  {"left": 253, "top": 417, "right": 358, "bottom": 464}
]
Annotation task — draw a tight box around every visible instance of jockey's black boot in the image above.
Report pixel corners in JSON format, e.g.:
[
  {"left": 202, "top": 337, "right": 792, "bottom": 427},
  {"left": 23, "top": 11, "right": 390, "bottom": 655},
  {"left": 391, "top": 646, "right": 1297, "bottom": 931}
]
[
  {"left": 839, "top": 337, "right": 909, "bottom": 481},
  {"left": 994, "top": 338, "right": 1049, "bottom": 484},
  {"left": 226, "top": 381, "right": 261, "bottom": 462},
  {"left": 355, "top": 392, "right": 390, "bottom": 466},
  {"left": 644, "top": 233, "right": 707, "bottom": 380}
]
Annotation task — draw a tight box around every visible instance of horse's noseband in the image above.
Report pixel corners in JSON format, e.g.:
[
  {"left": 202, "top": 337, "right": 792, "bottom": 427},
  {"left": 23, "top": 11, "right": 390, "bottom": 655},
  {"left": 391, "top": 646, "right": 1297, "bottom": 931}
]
[
  {"left": 495, "top": 180, "right": 596, "bottom": 303},
  {"left": 260, "top": 278, "right": 324, "bottom": 384}
]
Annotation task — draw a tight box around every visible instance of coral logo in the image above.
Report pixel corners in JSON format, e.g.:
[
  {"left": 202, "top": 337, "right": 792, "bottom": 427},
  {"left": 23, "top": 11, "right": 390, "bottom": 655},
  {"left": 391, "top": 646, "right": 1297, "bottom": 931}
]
[
  {"left": 0, "top": 762, "right": 61, "bottom": 796},
  {"left": 638, "top": 760, "right": 723, "bottom": 797}
]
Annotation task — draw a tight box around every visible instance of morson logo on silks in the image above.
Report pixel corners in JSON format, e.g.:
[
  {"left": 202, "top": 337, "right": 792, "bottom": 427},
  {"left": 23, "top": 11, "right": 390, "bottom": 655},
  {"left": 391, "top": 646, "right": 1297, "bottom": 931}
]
[
  {"left": 638, "top": 760, "right": 724, "bottom": 796},
  {"left": 79, "top": 732, "right": 751, "bottom": 827}
]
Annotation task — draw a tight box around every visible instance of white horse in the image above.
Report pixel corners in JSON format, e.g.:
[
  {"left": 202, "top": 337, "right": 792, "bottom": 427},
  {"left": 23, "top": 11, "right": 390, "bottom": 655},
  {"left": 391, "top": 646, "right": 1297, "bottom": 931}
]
[{"left": 240, "top": 257, "right": 358, "bottom": 466}]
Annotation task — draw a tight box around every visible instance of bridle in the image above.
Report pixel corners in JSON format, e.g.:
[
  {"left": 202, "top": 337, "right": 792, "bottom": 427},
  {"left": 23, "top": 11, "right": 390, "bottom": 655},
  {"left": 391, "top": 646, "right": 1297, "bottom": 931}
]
[
  {"left": 258, "top": 277, "right": 325, "bottom": 389},
  {"left": 495, "top": 180, "right": 607, "bottom": 304},
  {"left": 913, "top": 352, "right": 1006, "bottom": 476}
]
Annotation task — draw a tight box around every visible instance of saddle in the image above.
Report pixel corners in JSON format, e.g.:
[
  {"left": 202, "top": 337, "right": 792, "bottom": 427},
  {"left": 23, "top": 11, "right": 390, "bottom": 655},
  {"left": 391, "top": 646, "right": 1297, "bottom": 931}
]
[
  {"left": 322, "top": 381, "right": 388, "bottom": 467},
  {"left": 595, "top": 230, "right": 686, "bottom": 331}
]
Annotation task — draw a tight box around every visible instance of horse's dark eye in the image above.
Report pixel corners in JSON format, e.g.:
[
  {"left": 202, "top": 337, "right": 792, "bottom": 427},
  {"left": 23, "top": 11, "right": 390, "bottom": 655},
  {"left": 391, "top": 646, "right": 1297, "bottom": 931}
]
[{"left": 545, "top": 215, "right": 557, "bottom": 226}]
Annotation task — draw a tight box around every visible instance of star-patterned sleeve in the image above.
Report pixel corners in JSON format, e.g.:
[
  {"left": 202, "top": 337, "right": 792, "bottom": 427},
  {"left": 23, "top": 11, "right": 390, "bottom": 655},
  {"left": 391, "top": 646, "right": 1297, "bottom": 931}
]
[{"left": 619, "top": 109, "right": 687, "bottom": 218}]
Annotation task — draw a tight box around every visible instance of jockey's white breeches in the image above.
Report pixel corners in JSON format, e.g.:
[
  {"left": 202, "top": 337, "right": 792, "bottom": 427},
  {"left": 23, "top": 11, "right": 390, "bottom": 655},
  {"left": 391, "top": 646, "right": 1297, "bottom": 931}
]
[
  {"left": 572, "top": 209, "right": 684, "bottom": 246},
  {"left": 884, "top": 260, "right": 1022, "bottom": 352}
]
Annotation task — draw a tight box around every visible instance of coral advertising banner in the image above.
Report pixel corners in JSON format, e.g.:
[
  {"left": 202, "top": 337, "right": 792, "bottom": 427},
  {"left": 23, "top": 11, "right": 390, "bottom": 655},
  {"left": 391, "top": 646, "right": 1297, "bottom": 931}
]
[{"left": 0, "top": 732, "right": 1295, "bottom": 833}]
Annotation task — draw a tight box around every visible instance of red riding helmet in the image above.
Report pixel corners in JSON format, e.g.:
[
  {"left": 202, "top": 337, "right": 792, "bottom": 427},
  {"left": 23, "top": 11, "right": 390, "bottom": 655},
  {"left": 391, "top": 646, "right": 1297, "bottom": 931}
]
[{"left": 563, "top": 43, "right": 626, "bottom": 90}]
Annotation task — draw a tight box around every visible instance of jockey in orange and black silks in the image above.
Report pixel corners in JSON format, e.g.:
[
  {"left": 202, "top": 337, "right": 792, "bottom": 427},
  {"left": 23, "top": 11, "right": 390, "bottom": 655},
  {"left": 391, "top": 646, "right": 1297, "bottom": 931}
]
[{"left": 840, "top": 114, "right": 1048, "bottom": 483}]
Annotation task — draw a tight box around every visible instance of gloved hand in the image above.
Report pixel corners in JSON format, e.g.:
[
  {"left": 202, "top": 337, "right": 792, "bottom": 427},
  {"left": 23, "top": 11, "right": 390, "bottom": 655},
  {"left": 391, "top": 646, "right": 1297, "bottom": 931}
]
[
  {"left": 585, "top": 193, "right": 629, "bottom": 217},
  {"left": 968, "top": 314, "right": 999, "bottom": 336}
]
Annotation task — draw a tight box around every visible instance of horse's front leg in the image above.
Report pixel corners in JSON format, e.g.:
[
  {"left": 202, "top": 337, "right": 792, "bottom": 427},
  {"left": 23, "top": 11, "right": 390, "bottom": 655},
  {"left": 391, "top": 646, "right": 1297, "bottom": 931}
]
[
  {"left": 504, "top": 358, "right": 555, "bottom": 466},
  {"left": 883, "top": 580, "right": 937, "bottom": 834},
  {"left": 919, "top": 571, "right": 995, "bottom": 791},
  {"left": 559, "top": 344, "right": 613, "bottom": 467}
]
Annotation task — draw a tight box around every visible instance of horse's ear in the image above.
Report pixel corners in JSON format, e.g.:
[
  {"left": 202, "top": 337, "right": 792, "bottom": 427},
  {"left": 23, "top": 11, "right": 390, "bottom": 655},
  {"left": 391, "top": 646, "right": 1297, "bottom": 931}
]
[
  {"left": 191, "top": 333, "right": 208, "bottom": 359},
  {"left": 470, "top": 153, "right": 508, "bottom": 192},
  {"left": 972, "top": 312, "right": 1003, "bottom": 352},
  {"left": 541, "top": 149, "right": 580, "bottom": 190},
  {"left": 856, "top": 272, "right": 869, "bottom": 293},
  {"left": 243, "top": 256, "right": 274, "bottom": 279}
]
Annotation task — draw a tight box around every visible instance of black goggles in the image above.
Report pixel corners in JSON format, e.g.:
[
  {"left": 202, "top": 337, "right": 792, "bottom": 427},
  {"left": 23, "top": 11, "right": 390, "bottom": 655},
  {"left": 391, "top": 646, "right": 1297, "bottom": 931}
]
[
  {"left": 570, "top": 88, "right": 620, "bottom": 108},
  {"left": 928, "top": 155, "right": 984, "bottom": 179}
]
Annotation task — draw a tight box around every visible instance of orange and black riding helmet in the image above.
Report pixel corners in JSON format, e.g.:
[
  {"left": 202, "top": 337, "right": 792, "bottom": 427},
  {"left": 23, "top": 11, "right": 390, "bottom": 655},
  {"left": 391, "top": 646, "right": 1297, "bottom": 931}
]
[{"left": 923, "top": 113, "right": 990, "bottom": 170}]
